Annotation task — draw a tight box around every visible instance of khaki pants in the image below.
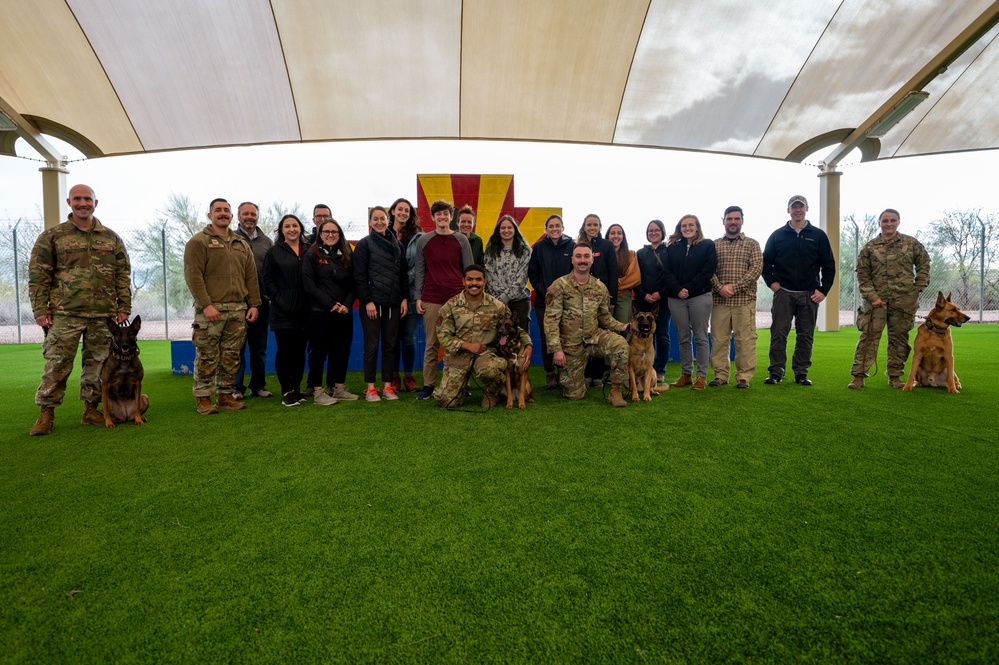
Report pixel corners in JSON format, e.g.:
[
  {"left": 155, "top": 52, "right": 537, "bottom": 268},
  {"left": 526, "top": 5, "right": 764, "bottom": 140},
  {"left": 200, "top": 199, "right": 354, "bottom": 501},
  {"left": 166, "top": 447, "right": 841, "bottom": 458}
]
[{"left": 710, "top": 302, "right": 757, "bottom": 383}]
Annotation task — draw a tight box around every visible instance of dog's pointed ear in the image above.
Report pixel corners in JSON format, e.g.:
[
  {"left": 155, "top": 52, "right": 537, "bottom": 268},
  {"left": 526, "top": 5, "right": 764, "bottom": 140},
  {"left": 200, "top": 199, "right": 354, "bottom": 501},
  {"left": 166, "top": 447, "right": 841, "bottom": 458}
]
[
  {"left": 107, "top": 317, "right": 119, "bottom": 335},
  {"left": 510, "top": 310, "right": 519, "bottom": 324},
  {"left": 946, "top": 292, "right": 953, "bottom": 303},
  {"left": 936, "top": 292, "right": 946, "bottom": 307},
  {"left": 132, "top": 315, "right": 142, "bottom": 332},
  {"left": 651, "top": 303, "right": 659, "bottom": 317}
]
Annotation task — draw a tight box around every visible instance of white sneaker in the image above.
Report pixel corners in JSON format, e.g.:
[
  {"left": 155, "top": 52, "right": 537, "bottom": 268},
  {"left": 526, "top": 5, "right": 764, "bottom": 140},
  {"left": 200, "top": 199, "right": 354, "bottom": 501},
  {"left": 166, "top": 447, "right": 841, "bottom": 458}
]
[
  {"left": 382, "top": 385, "right": 399, "bottom": 401},
  {"left": 331, "top": 385, "right": 359, "bottom": 401},
  {"left": 364, "top": 388, "right": 381, "bottom": 402},
  {"left": 314, "top": 391, "right": 338, "bottom": 406}
]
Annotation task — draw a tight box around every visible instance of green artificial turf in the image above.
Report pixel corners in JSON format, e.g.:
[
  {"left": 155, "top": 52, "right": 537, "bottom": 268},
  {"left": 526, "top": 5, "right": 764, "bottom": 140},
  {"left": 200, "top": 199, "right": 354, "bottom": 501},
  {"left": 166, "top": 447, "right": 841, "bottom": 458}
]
[{"left": 2, "top": 326, "right": 997, "bottom": 663}]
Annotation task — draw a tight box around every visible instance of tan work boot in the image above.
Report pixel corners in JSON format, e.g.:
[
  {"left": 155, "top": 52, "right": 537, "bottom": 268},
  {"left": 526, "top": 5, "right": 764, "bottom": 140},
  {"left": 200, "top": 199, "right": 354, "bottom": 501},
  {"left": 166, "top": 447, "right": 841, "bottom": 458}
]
[
  {"left": 481, "top": 393, "right": 500, "bottom": 408},
  {"left": 607, "top": 384, "right": 627, "bottom": 407},
  {"left": 30, "top": 406, "right": 55, "bottom": 436},
  {"left": 216, "top": 393, "right": 246, "bottom": 410},
  {"left": 670, "top": 374, "right": 693, "bottom": 388},
  {"left": 692, "top": 376, "right": 707, "bottom": 391},
  {"left": 81, "top": 401, "right": 104, "bottom": 425},
  {"left": 848, "top": 376, "right": 865, "bottom": 390},
  {"left": 887, "top": 376, "right": 905, "bottom": 389},
  {"left": 196, "top": 396, "right": 219, "bottom": 415}
]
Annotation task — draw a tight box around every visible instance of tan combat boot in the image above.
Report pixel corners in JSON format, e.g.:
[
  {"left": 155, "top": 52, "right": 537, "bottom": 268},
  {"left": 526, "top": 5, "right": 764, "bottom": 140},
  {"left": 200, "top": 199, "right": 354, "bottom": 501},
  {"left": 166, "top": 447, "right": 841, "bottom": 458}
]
[
  {"left": 607, "top": 384, "right": 627, "bottom": 407},
  {"left": 670, "top": 374, "right": 693, "bottom": 388},
  {"left": 216, "top": 393, "right": 246, "bottom": 410},
  {"left": 481, "top": 393, "right": 500, "bottom": 408},
  {"left": 81, "top": 401, "right": 104, "bottom": 425},
  {"left": 887, "top": 376, "right": 905, "bottom": 389},
  {"left": 30, "top": 406, "right": 55, "bottom": 436},
  {"left": 196, "top": 396, "right": 219, "bottom": 415},
  {"left": 848, "top": 376, "right": 865, "bottom": 390}
]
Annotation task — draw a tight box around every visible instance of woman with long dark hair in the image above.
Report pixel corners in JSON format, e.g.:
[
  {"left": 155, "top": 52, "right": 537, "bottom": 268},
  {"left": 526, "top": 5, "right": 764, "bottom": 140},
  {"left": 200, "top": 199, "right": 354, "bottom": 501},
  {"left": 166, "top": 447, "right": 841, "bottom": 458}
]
[
  {"left": 263, "top": 214, "right": 311, "bottom": 407},
  {"left": 606, "top": 223, "right": 640, "bottom": 325},
  {"left": 353, "top": 206, "right": 408, "bottom": 401},
  {"left": 302, "top": 218, "right": 356, "bottom": 405},
  {"left": 635, "top": 219, "right": 672, "bottom": 386},
  {"left": 484, "top": 214, "right": 532, "bottom": 332},
  {"left": 390, "top": 197, "right": 423, "bottom": 393},
  {"left": 664, "top": 214, "right": 717, "bottom": 391}
]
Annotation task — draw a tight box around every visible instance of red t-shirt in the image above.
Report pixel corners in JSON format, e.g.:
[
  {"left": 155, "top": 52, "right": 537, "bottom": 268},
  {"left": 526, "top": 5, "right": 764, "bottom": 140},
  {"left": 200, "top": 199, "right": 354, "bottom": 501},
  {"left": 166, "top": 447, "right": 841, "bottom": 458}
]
[{"left": 421, "top": 234, "right": 465, "bottom": 304}]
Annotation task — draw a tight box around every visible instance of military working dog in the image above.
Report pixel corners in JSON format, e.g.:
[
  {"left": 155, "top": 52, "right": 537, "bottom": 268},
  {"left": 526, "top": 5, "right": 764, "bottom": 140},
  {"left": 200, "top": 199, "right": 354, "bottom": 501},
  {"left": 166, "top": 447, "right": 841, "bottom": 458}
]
[
  {"left": 628, "top": 306, "right": 661, "bottom": 402},
  {"left": 101, "top": 316, "right": 149, "bottom": 427},
  {"left": 903, "top": 292, "right": 970, "bottom": 394},
  {"left": 495, "top": 310, "right": 534, "bottom": 409}
]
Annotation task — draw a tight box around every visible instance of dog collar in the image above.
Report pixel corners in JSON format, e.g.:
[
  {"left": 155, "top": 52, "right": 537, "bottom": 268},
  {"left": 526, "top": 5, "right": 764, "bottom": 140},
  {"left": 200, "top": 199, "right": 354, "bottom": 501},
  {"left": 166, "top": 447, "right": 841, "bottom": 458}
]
[
  {"left": 110, "top": 348, "right": 137, "bottom": 361},
  {"left": 924, "top": 320, "right": 948, "bottom": 336}
]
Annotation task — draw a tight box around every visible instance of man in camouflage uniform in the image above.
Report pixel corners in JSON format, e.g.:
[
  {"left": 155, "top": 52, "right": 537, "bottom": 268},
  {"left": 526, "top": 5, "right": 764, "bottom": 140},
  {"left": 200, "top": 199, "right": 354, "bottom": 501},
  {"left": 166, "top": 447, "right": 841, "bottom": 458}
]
[
  {"left": 28, "top": 184, "right": 131, "bottom": 436},
  {"left": 183, "top": 198, "right": 261, "bottom": 414},
  {"left": 544, "top": 244, "right": 630, "bottom": 407},
  {"left": 848, "top": 208, "right": 931, "bottom": 389},
  {"left": 434, "top": 264, "right": 532, "bottom": 408}
]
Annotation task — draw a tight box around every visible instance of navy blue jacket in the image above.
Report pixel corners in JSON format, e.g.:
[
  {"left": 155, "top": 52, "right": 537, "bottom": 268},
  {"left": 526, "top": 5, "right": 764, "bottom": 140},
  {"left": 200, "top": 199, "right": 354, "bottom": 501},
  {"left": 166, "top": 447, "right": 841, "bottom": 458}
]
[{"left": 762, "top": 221, "right": 836, "bottom": 294}]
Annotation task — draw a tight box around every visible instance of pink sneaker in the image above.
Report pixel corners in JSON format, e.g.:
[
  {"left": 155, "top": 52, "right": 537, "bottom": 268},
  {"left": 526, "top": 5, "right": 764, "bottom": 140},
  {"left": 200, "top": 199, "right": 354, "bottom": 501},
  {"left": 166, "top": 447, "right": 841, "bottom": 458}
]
[{"left": 382, "top": 385, "right": 399, "bottom": 401}]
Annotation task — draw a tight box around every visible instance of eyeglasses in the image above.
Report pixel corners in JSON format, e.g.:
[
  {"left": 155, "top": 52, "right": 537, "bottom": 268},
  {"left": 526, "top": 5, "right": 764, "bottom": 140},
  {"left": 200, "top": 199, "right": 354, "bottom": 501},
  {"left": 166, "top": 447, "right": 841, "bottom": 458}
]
[{"left": 320, "top": 230, "right": 339, "bottom": 236}]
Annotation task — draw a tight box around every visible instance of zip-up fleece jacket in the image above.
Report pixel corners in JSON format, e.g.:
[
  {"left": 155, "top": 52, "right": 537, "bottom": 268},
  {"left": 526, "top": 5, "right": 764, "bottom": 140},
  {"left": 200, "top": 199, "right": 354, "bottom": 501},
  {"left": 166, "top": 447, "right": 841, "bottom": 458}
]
[
  {"left": 762, "top": 221, "right": 836, "bottom": 294},
  {"left": 184, "top": 226, "right": 261, "bottom": 311}
]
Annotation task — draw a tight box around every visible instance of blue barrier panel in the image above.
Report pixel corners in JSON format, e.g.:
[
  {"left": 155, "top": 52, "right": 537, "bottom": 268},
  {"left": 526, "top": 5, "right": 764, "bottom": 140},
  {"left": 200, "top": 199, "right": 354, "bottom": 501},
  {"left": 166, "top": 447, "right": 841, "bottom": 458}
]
[{"left": 172, "top": 309, "right": 733, "bottom": 374}]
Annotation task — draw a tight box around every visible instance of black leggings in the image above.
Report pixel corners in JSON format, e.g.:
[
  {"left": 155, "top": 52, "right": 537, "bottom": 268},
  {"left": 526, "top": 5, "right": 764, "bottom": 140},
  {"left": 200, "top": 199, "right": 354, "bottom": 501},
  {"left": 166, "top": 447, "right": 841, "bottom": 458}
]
[
  {"left": 307, "top": 310, "right": 354, "bottom": 388},
  {"left": 273, "top": 328, "right": 308, "bottom": 394},
  {"left": 360, "top": 304, "right": 401, "bottom": 383}
]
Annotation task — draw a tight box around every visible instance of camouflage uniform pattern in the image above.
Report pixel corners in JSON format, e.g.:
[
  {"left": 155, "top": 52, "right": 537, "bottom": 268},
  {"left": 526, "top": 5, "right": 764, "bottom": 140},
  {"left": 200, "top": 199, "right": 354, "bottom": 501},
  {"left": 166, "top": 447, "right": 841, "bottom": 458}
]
[
  {"left": 544, "top": 274, "right": 629, "bottom": 399},
  {"left": 851, "top": 232, "right": 931, "bottom": 377},
  {"left": 184, "top": 227, "right": 260, "bottom": 397},
  {"left": 29, "top": 216, "right": 131, "bottom": 407},
  {"left": 433, "top": 292, "right": 531, "bottom": 407},
  {"left": 191, "top": 306, "right": 248, "bottom": 396}
]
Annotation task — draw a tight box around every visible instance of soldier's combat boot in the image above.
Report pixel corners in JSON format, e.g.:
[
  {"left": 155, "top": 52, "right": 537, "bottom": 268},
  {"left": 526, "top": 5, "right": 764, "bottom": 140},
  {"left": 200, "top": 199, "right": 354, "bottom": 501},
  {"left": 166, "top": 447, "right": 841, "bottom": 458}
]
[
  {"left": 848, "top": 376, "right": 865, "bottom": 390},
  {"left": 481, "top": 393, "right": 500, "bottom": 408},
  {"left": 30, "top": 406, "right": 55, "bottom": 436},
  {"left": 81, "top": 401, "right": 104, "bottom": 425},
  {"left": 196, "top": 396, "right": 219, "bottom": 415},
  {"left": 887, "top": 376, "right": 905, "bottom": 389},
  {"left": 607, "top": 384, "right": 627, "bottom": 408},
  {"left": 216, "top": 393, "right": 246, "bottom": 410}
]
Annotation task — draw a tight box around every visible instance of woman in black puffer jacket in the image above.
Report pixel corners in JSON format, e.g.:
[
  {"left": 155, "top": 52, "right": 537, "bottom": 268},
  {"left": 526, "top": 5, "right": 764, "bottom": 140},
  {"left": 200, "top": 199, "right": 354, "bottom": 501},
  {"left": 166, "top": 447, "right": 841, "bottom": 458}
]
[
  {"left": 302, "top": 218, "right": 356, "bottom": 405},
  {"left": 263, "top": 215, "right": 311, "bottom": 406},
  {"left": 352, "top": 206, "right": 408, "bottom": 401}
]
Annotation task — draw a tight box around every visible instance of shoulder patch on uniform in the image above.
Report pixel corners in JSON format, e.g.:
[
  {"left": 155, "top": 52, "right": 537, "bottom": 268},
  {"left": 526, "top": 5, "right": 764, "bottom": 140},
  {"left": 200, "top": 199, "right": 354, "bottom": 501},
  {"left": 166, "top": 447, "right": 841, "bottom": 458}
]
[
  {"left": 436, "top": 314, "right": 444, "bottom": 327},
  {"left": 545, "top": 292, "right": 554, "bottom": 306}
]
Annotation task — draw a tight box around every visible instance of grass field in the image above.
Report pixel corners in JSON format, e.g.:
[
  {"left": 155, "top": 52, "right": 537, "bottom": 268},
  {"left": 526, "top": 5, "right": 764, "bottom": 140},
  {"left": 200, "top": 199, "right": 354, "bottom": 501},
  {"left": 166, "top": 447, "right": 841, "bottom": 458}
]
[{"left": 2, "top": 326, "right": 998, "bottom": 663}]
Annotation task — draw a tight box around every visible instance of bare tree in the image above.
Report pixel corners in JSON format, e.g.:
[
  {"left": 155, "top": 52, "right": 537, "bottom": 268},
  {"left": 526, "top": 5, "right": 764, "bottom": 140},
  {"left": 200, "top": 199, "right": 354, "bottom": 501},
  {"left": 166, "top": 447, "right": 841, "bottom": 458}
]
[{"left": 921, "top": 209, "right": 998, "bottom": 307}]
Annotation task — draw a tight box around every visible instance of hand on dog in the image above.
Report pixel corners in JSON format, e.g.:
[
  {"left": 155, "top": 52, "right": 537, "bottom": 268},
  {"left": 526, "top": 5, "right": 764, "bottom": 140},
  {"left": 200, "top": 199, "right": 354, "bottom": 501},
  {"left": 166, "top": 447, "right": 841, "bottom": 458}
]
[{"left": 520, "top": 347, "right": 532, "bottom": 372}]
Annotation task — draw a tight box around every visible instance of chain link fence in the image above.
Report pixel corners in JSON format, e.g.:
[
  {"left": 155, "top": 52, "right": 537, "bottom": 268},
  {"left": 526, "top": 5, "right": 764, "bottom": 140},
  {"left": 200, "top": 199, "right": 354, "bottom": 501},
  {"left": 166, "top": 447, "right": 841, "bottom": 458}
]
[{"left": 2, "top": 215, "right": 996, "bottom": 342}]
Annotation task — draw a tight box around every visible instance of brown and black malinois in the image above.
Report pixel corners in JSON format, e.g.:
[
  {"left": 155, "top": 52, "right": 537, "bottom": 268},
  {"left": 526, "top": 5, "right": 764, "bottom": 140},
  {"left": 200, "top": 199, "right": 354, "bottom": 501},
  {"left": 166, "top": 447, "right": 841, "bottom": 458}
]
[
  {"left": 903, "top": 292, "right": 971, "bottom": 394},
  {"left": 495, "top": 310, "right": 534, "bottom": 409},
  {"left": 628, "top": 306, "right": 660, "bottom": 402},
  {"left": 101, "top": 316, "right": 150, "bottom": 427}
]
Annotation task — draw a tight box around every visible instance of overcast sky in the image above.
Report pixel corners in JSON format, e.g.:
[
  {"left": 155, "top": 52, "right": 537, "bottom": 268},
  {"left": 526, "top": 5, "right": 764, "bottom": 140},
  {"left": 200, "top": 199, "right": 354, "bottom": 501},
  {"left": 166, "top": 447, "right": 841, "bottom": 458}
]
[{"left": 3, "top": 138, "right": 998, "bottom": 245}]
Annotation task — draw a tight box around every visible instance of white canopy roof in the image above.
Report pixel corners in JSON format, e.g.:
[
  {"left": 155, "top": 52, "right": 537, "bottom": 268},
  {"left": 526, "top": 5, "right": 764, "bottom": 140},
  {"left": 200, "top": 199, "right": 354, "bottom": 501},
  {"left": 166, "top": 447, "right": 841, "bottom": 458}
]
[{"left": 2, "top": 0, "right": 998, "bottom": 164}]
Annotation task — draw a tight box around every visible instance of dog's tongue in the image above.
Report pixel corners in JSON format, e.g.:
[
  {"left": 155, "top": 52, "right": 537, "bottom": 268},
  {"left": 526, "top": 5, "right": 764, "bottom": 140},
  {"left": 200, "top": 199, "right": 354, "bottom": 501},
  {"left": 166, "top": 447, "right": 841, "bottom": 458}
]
[{"left": 499, "top": 334, "right": 508, "bottom": 346}]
